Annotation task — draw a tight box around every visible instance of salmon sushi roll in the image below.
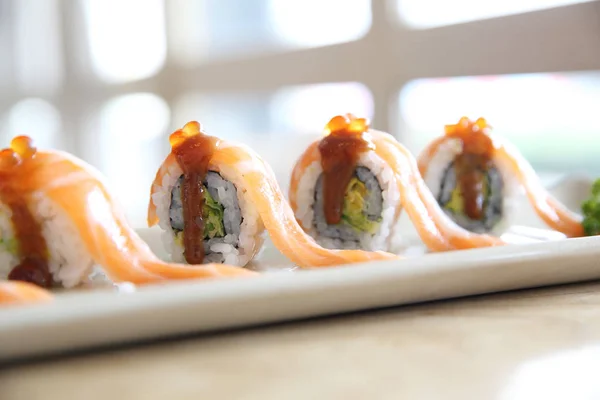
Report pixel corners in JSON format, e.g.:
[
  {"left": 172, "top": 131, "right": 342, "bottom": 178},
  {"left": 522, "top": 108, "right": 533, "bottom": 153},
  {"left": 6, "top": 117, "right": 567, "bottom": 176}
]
[
  {"left": 290, "top": 115, "right": 401, "bottom": 251},
  {"left": 417, "top": 117, "right": 518, "bottom": 234},
  {"left": 149, "top": 121, "right": 265, "bottom": 266},
  {"left": 418, "top": 117, "right": 584, "bottom": 238},
  {"left": 0, "top": 138, "right": 101, "bottom": 288}
]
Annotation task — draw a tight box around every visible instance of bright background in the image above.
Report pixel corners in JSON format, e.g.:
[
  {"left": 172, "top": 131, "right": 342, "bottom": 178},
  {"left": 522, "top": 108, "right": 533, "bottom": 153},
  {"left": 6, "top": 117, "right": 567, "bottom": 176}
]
[{"left": 0, "top": 0, "right": 598, "bottom": 227}]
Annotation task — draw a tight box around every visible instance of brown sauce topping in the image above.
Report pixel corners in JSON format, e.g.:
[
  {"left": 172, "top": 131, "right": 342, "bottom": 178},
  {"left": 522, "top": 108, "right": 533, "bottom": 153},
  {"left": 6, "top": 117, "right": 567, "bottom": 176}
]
[
  {"left": 318, "top": 114, "right": 374, "bottom": 225},
  {"left": 445, "top": 117, "right": 495, "bottom": 220},
  {"left": 169, "top": 121, "right": 219, "bottom": 264},
  {"left": 1, "top": 137, "right": 52, "bottom": 288}
]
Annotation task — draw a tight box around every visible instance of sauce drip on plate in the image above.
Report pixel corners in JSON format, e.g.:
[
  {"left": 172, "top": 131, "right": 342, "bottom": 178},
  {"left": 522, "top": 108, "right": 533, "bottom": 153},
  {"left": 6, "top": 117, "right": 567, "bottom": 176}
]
[
  {"left": 318, "top": 114, "right": 374, "bottom": 225},
  {"left": 170, "top": 121, "right": 219, "bottom": 264},
  {"left": 445, "top": 117, "right": 495, "bottom": 220},
  {"left": 1, "top": 137, "right": 52, "bottom": 287}
]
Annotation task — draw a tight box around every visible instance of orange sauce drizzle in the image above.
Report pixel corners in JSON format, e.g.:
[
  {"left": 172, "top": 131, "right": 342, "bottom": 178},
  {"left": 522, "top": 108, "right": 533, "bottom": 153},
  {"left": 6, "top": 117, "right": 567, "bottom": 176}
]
[
  {"left": 318, "top": 114, "right": 374, "bottom": 225},
  {"left": 169, "top": 122, "right": 219, "bottom": 264},
  {"left": 444, "top": 117, "right": 495, "bottom": 220},
  {"left": 1, "top": 137, "right": 51, "bottom": 287}
]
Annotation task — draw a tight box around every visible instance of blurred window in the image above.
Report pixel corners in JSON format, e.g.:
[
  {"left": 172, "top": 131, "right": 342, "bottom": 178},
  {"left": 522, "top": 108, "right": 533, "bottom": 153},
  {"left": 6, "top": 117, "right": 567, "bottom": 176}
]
[
  {"left": 90, "top": 93, "right": 170, "bottom": 225},
  {"left": 173, "top": 92, "right": 272, "bottom": 143},
  {"left": 2, "top": 99, "right": 62, "bottom": 149},
  {"left": 270, "top": 82, "right": 373, "bottom": 134},
  {"left": 83, "top": 0, "right": 167, "bottom": 83},
  {"left": 168, "top": 0, "right": 371, "bottom": 65},
  {"left": 14, "top": 0, "right": 64, "bottom": 93},
  {"left": 396, "top": 0, "right": 593, "bottom": 29},
  {"left": 398, "top": 72, "right": 600, "bottom": 173}
]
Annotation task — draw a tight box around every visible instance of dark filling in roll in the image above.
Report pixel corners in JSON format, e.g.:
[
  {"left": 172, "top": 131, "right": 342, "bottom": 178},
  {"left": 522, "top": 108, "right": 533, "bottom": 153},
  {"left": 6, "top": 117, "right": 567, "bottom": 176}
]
[
  {"left": 438, "top": 159, "right": 503, "bottom": 233},
  {"left": 318, "top": 117, "right": 373, "bottom": 225},
  {"left": 6, "top": 193, "right": 51, "bottom": 287},
  {"left": 3, "top": 137, "right": 51, "bottom": 288},
  {"left": 437, "top": 117, "right": 502, "bottom": 233},
  {"left": 171, "top": 129, "right": 218, "bottom": 264},
  {"left": 169, "top": 172, "right": 242, "bottom": 263},
  {"left": 313, "top": 166, "right": 383, "bottom": 243}
]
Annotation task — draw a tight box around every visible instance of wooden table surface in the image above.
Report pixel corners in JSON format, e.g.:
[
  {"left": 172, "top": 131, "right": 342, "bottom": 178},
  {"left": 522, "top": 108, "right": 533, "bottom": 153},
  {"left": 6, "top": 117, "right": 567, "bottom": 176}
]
[{"left": 2, "top": 281, "right": 600, "bottom": 399}]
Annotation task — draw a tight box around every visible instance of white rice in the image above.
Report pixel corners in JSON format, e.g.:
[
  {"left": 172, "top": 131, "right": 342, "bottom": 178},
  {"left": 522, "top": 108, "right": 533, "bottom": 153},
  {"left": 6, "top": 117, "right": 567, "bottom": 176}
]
[
  {"left": 151, "top": 162, "right": 264, "bottom": 267},
  {"left": 293, "top": 150, "right": 401, "bottom": 252},
  {"left": 0, "top": 195, "right": 96, "bottom": 288},
  {"left": 0, "top": 203, "right": 19, "bottom": 280},
  {"left": 422, "top": 138, "right": 522, "bottom": 235}
]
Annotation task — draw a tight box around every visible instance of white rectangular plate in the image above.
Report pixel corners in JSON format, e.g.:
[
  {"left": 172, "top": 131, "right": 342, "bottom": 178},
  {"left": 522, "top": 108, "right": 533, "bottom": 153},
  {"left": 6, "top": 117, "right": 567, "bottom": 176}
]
[{"left": 1, "top": 175, "right": 599, "bottom": 361}]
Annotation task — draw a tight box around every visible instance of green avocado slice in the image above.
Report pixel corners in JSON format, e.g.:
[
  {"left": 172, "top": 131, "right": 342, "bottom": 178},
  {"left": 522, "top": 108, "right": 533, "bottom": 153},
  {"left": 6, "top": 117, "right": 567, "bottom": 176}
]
[{"left": 341, "top": 177, "right": 381, "bottom": 234}]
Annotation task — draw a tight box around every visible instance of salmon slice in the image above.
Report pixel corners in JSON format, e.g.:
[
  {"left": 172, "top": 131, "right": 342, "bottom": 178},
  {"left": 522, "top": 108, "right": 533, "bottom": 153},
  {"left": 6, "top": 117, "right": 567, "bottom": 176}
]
[
  {"left": 417, "top": 120, "right": 584, "bottom": 238},
  {"left": 417, "top": 136, "right": 447, "bottom": 178},
  {"left": 493, "top": 138, "right": 584, "bottom": 237},
  {"left": 0, "top": 281, "right": 53, "bottom": 306},
  {"left": 3, "top": 137, "right": 258, "bottom": 285},
  {"left": 372, "top": 131, "right": 503, "bottom": 250},
  {"left": 148, "top": 123, "right": 400, "bottom": 268}
]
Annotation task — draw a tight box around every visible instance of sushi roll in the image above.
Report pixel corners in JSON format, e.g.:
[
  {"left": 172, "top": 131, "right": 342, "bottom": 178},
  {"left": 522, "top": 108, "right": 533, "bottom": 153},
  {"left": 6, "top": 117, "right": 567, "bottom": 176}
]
[
  {"left": 0, "top": 135, "right": 256, "bottom": 291},
  {"left": 148, "top": 121, "right": 265, "bottom": 266},
  {"left": 417, "top": 117, "right": 513, "bottom": 234},
  {"left": 290, "top": 115, "right": 401, "bottom": 251},
  {"left": 418, "top": 117, "right": 584, "bottom": 237},
  {"left": 0, "top": 137, "right": 97, "bottom": 288},
  {"left": 149, "top": 120, "right": 400, "bottom": 268},
  {"left": 290, "top": 114, "right": 503, "bottom": 253}
]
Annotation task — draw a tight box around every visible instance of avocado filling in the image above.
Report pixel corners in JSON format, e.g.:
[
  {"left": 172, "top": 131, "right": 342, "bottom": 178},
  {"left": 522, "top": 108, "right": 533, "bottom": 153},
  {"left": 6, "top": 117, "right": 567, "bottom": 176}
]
[
  {"left": 0, "top": 237, "right": 18, "bottom": 255},
  {"left": 341, "top": 177, "right": 381, "bottom": 233},
  {"left": 202, "top": 185, "right": 225, "bottom": 239}
]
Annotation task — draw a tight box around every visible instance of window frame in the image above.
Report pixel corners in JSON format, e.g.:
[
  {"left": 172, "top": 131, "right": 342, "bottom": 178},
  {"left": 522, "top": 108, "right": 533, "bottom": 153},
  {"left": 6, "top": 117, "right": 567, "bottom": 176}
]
[{"left": 1, "top": 0, "right": 600, "bottom": 149}]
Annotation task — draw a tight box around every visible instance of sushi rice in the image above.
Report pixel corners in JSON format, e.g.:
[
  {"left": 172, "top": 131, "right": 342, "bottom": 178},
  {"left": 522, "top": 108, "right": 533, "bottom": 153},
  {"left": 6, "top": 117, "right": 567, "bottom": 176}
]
[
  {"left": 151, "top": 159, "right": 264, "bottom": 266},
  {"left": 294, "top": 150, "right": 401, "bottom": 251},
  {"left": 0, "top": 195, "right": 96, "bottom": 288},
  {"left": 423, "top": 138, "right": 521, "bottom": 234}
]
